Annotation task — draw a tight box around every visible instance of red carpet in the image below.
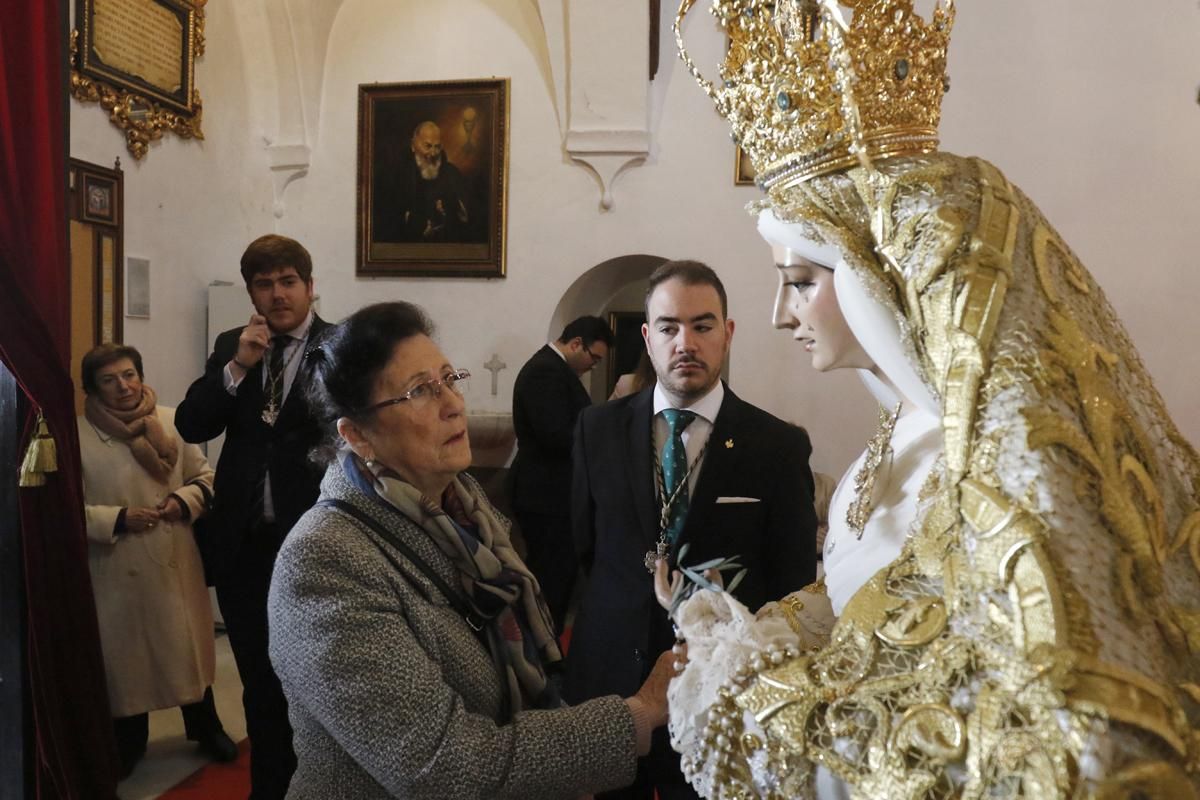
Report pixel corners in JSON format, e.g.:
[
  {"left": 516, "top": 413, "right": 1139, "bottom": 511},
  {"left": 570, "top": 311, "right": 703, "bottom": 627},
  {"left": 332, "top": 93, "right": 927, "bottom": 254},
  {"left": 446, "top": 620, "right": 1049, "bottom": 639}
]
[
  {"left": 157, "top": 739, "right": 250, "bottom": 799},
  {"left": 559, "top": 625, "right": 572, "bottom": 654}
]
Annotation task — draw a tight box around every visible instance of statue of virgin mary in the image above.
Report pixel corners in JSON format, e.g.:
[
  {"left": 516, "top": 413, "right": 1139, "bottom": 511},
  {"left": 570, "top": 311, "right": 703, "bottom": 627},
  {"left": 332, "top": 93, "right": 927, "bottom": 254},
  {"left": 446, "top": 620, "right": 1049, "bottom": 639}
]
[{"left": 663, "top": 1, "right": 1200, "bottom": 797}]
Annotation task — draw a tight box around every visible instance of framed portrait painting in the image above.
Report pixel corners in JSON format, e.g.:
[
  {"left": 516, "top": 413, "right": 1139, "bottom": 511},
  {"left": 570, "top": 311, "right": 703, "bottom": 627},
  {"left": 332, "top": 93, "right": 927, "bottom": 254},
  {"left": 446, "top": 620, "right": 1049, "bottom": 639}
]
[{"left": 357, "top": 79, "right": 509, "bottom": 278}]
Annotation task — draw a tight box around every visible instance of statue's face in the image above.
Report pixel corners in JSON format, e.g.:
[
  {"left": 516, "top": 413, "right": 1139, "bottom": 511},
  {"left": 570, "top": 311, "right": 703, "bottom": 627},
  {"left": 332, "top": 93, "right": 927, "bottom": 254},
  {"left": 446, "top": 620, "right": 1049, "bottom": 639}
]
[{"left": 771, "top": 243, "right": 872, "bottom": 372}]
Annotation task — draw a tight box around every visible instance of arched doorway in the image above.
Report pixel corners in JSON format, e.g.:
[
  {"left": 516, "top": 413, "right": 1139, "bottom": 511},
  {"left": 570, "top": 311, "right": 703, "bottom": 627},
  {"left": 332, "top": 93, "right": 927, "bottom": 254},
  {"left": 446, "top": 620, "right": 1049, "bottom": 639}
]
[{"left": 548, "top": 253, "right": 666, "bottom": 402}]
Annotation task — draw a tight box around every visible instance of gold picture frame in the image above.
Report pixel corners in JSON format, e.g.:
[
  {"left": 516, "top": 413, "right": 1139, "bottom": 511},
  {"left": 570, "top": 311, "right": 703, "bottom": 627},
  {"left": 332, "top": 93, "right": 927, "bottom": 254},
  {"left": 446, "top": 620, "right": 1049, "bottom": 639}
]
[
  {"left": 357, "top": 78, "right": 509, "bottom": 278},
  {"left": 735, "top": 144, "right": 756, "bottom": 186},
  {"left": 70, "top": 0, "right": 206, "bottom": 160}
]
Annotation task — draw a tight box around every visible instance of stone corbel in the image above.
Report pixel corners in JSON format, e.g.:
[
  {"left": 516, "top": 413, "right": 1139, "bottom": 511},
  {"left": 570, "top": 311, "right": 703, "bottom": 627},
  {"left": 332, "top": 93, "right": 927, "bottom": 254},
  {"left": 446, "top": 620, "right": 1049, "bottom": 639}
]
[
  {"left": 268, "top": 143, "right": 310, "bottom": 219},
  {"left": 559, "top": 0, "right": 652, "bottom": 210},
  {"left": 565, "top": 129, "right": 650, "bottom": 210},
  {"left": 236, "top": 0, "right": 342, "bottom": 222}
]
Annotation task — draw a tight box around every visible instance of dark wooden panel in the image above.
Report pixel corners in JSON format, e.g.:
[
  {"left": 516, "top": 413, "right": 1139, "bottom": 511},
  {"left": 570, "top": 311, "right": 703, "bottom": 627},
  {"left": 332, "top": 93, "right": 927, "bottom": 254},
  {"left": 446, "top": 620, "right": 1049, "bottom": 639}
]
[{"left": 0, "top": 363, "right": 26, "bottom": 798}]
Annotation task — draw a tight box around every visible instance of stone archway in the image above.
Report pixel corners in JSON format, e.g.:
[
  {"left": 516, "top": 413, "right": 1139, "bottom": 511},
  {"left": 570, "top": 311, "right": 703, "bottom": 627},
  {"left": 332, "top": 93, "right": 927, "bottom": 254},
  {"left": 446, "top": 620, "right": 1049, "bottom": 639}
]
[{"left": 547, "top": 253, "right": 667, "bottom": 401}]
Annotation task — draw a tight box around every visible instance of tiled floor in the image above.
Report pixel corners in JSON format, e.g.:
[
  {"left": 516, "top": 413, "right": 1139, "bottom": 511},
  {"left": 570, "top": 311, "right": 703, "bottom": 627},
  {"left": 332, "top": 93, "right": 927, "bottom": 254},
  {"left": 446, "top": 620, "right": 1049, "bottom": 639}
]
[{"left": 117, "top": 632, "right": 246, "bottom": 800}]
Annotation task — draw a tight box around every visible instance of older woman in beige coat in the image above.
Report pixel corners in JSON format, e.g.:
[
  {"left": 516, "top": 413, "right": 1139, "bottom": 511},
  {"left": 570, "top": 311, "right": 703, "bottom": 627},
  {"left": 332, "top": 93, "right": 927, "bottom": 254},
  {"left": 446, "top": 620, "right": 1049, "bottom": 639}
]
[{"left": 78, "top": 343, "right": 237, "bottom": 778}]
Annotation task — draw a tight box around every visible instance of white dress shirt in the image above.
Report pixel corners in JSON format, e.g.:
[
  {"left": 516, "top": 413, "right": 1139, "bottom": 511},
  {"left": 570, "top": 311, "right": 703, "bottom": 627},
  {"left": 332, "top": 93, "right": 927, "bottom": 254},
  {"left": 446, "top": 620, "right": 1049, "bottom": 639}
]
[
  {"left": 221, "top": 309, "right": 316, "bottom": 522},
  {"left": 652, "top": 380, "right": 725, "bottom": 497}
]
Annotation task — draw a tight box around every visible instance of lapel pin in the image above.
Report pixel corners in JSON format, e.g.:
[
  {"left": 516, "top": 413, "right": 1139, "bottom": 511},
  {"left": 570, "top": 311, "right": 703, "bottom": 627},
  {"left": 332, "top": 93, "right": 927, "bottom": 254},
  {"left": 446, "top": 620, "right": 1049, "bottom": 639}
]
[{"left": 725, "top": 438, "right": 734, "bottom": 449}]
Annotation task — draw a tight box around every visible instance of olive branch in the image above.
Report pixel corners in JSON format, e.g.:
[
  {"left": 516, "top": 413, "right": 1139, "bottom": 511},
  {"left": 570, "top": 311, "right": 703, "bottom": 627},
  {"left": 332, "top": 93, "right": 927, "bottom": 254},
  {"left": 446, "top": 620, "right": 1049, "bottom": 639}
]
[{"left": 669, "top": 543, "right": 748, "bottom": 616}]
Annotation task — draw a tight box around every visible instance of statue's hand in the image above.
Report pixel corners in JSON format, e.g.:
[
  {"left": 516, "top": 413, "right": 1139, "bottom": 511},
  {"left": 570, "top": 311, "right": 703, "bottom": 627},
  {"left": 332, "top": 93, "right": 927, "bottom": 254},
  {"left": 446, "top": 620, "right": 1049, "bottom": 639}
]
[
  {"left": 654, "top": 558, "right": 683, "bottom": 611},
  {"left": 656, "top": 558, "right": 729, "bottom": 612}
]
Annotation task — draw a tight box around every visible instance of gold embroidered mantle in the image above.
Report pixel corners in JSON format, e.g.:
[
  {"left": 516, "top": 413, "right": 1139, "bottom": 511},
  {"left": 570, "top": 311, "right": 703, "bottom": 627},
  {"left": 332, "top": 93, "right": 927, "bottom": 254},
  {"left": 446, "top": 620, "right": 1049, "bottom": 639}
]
[{"left": 697, "top": 154, "right": 1200, "bottom": 798}]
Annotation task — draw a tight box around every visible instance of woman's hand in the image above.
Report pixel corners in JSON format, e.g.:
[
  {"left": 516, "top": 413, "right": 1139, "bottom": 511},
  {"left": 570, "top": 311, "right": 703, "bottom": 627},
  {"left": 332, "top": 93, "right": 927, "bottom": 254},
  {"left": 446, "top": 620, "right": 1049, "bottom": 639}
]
[
  {"left": 124, "top": 507, "right": 161, "bottom": 533},
  {"left": 634, "top": 648, "right": 683, "bottom": 729},
  {"left": 156, "top": 496, "right": 185, "bottom": 523}
]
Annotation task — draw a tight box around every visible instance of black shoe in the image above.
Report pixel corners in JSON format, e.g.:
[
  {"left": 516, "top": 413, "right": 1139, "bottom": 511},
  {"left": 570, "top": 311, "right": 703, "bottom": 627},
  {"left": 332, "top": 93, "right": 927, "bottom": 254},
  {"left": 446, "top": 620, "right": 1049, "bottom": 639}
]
[
  {"left": 196, "top": 729, "right": 238, "bottom": 763},
  {"left": 117, "top": 743, "right": 145, "bottom": 780}
]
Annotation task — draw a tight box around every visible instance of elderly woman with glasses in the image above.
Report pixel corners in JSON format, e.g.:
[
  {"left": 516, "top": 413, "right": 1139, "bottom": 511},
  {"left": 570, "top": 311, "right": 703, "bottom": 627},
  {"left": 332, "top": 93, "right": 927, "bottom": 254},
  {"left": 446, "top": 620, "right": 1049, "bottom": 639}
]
[{"left": 267, "top": 302, "right": 674, "bottom": 799}]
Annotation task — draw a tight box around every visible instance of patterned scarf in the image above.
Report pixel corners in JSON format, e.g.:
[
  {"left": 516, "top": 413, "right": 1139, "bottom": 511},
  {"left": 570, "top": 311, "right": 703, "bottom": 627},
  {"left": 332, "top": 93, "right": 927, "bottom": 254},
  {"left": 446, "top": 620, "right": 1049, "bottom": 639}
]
[
  {"left": 84, "top": 385, "right": 178, "bottom": 484},
  {"left": 341, "top": 452, "right": 562, "bottom": 715}
]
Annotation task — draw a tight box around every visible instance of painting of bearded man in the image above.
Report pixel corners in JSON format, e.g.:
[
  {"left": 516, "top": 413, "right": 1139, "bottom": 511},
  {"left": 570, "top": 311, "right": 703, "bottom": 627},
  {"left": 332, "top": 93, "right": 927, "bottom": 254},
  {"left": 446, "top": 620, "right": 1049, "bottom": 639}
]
[{"left": 357, "top": 79, "right": 508, "bottom": 277}]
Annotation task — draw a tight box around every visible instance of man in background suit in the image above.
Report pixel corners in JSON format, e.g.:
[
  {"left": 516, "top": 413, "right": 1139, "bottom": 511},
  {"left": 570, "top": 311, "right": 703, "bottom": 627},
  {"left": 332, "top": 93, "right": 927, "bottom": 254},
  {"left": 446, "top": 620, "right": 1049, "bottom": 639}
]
[
  {"left": 511, "top": 315, "right": 614, "bottom": 633},
  {"left": 175, "top": 234, "right": 331, "bottom": 800},
  {"left": 565, "top": 260, "right": 817, "bottom": 799}
]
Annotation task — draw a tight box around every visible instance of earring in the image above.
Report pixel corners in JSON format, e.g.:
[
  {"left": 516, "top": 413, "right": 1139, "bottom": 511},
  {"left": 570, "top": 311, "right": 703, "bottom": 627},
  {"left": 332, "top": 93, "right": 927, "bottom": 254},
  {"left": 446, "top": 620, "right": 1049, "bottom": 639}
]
[{"left": 364, "top": 454, "right": 378, "bottom": 468}]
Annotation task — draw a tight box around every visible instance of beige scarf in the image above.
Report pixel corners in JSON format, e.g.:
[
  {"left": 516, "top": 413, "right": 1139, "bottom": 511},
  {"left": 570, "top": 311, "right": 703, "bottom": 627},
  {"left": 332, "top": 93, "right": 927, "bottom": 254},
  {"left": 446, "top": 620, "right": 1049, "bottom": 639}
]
[{"left": 85, "top": 385, "right": 178, "bottom": 484}]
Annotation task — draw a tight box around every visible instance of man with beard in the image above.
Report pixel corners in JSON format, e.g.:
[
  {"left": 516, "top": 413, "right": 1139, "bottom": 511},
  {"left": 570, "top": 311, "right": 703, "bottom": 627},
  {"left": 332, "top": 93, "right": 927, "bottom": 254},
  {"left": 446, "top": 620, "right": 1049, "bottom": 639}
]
[
  {"left": 379, "top": 120, "right": 471, "bottom": 243},
  {"left": 564, "top": 260, "right": 817, "bottom": 799},
  {"left": 175, "top": 234, "right": 331, "bottom": 799}
]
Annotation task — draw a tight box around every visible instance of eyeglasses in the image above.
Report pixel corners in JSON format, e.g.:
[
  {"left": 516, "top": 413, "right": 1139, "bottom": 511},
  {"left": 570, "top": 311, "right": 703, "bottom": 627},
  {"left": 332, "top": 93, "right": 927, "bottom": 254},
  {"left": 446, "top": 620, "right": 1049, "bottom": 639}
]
[
  {"left": 582, "top": 344, "right": 603, "bottom": 364},
  {"left": 360, "top": 369, "right": 470, "bottom": 413}
]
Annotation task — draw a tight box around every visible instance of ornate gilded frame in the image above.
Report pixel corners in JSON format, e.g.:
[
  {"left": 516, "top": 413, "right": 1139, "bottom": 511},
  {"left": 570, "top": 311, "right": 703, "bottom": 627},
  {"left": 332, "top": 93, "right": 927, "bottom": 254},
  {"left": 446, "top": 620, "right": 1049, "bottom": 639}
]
[
  {"left": 70, "top": 0, "right": 206, "bottom": 160},
  {"left": 357, "top": 78, "right": 509, "bottom": 278},
  {"left": 734, "top": 144, "right": 756, "bottom": 185}
]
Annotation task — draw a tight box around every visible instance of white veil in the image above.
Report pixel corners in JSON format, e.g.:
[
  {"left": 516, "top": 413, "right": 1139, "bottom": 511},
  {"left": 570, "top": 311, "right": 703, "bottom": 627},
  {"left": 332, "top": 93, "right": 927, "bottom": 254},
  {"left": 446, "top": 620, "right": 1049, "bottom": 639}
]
[{"left": 756, "top": 209, "right": 939, "bottom": 417}]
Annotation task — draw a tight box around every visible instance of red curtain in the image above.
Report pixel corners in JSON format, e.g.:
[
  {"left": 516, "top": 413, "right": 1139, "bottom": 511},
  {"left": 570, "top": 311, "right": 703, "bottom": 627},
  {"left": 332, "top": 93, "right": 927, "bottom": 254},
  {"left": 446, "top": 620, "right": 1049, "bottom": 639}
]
[{"left": 0, "top": 1, "right": 120, "bottom": 797}]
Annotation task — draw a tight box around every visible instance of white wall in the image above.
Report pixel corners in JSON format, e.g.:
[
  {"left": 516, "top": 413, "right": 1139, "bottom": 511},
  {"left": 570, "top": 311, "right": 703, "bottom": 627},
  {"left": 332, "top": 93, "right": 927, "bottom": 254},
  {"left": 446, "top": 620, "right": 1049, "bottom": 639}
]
[
  {"left": 941, "top": 2, "right": 1200, "bottom": 445},
  {"left": 67, "top": 0, "right": 1200, "bottom": 481},
  {"left": 69, "top": 2, "right": 275, "bottom": 410}
]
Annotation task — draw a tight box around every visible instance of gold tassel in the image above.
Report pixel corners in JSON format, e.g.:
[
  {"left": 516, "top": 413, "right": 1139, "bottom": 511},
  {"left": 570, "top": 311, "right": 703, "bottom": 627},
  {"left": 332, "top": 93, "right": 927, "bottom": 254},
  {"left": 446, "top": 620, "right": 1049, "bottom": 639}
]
[{"left": 18, "top": 412, "right": 58, "bottom": 488}]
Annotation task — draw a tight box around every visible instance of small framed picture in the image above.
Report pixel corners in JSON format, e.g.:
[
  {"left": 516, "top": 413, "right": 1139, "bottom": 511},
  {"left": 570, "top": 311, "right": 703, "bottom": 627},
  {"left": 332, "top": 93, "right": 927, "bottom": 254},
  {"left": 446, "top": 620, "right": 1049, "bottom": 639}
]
[
  {"left": 125, "top": 256, "right": 150, "bottom": 318},
  {"left": 81, "top": 171, "right": 118, "bottom": 225},
  {"left": 735, "top": 145, "right": 756, "bottom": 186}
]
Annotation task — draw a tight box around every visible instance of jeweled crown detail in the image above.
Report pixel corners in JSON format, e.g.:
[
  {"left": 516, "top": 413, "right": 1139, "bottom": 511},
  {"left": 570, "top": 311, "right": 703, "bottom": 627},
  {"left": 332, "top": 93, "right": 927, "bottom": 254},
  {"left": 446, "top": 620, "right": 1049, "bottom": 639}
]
[{"left": 675, "top": 0, "right": 955, "bottom": 192}]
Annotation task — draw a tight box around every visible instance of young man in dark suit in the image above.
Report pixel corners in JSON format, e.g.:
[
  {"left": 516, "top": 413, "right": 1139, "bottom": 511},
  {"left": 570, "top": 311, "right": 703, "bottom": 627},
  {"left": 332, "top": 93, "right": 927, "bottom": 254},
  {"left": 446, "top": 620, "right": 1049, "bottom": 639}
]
[
  {"left": 175, "top": 234, "right": 331, "bottom": 800},
  {"left": 510, "top": 315, "right": 614, "bottom": 633},
  {"left": 565, "top": 260, "right": 818, "bottom": 799}
]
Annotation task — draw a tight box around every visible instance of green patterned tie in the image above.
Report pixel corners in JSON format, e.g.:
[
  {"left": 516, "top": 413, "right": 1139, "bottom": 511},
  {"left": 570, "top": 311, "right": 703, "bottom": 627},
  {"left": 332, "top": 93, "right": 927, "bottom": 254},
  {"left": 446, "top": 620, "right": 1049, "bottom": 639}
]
[{"left": 661, "top": 408, "right": 697, "bottom": 546}]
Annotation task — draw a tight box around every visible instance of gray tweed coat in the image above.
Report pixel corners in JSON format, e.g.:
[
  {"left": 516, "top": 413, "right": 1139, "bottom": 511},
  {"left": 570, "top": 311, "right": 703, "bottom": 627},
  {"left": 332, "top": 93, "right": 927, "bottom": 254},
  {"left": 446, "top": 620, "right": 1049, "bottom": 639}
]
[{"left": 268, "top": 462, "right": 637, "bottom": 799}]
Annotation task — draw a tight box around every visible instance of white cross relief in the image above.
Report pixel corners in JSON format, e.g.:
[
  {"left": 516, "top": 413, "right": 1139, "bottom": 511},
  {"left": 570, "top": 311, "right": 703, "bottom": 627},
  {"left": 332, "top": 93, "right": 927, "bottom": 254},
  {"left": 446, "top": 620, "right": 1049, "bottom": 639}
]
[{"left": 483, "top": 353, "right": 507, "bottom": 396}]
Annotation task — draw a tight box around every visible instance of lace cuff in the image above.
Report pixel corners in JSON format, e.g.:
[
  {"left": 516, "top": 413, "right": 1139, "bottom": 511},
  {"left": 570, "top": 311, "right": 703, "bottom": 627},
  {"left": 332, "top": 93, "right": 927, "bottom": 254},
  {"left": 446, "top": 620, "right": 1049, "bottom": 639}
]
[{"left": 667, "top": 588, "right": 835, "bottom": 796}]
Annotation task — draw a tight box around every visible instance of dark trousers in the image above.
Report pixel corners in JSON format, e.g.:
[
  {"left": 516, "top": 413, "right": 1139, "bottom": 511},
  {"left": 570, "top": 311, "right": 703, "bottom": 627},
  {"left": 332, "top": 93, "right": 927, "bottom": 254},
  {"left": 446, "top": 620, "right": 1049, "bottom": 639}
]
[
  {"left": 216, "top": 522, "right": 295, "bottom": 800},
  {"left": 113, "top": 687, "right": 224, "bottom": 775},
  {"left": 515, "top": 511, "right": 577, "bottom": 635}
]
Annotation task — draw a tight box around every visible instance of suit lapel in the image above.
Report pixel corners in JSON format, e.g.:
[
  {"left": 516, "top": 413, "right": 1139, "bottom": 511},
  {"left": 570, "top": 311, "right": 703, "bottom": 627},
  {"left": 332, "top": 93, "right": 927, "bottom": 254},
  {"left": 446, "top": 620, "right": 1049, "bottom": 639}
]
[
  {"left": 675, "top": 386, "right": 742, "bottom": 554},
  {"left": 274, "top": 316, "right": 327, "bottom": 429},
  {"left": 624, "top": 389, "right": 658, "bottom": 545},
  {"left": 242, "top": 361, "right": 266, "bottom": 422}
]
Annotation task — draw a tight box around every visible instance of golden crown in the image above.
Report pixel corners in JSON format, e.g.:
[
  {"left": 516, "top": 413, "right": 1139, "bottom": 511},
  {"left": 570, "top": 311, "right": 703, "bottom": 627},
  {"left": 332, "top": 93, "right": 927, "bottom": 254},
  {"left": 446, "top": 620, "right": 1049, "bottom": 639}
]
[{"left": 675, "top": 0, "right": 955, "bottom": 193}]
